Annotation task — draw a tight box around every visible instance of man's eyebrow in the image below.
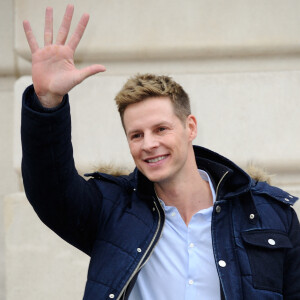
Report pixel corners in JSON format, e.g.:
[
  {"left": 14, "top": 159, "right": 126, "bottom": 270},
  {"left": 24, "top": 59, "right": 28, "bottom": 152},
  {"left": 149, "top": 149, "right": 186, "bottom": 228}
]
[
  {"left": 127, "top": 121, "right": 173, "bottom": 136},
  {"left": 154, "top": 121, "right": 173, "bottom": 128}
]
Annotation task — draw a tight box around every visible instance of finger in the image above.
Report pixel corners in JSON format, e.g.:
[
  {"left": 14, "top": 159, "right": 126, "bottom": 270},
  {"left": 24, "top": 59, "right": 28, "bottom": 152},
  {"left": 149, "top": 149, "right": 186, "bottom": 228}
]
[
  {"left": 67, "top": 13, "right": 89, "bottom": 52},
  {"left": 44, "top": 7, "right": 53, "bottom": 46},
  {"left": 75, "top": 64, "right": 106, "bottom": 85},
  {"left": 55, "top": 4, "right": 74, "bottom": 45},
  {"left": 23, "top": 20, "right": 39, "bottom": 53}
]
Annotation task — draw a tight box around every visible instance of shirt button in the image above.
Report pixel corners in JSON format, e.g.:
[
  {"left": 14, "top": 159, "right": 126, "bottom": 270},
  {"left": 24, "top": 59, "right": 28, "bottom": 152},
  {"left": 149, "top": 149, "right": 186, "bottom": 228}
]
[
  {"left": 171, "top": 212, "right": 176, "bottom": 217},
  {"left": 188, "top": 279, "right": 194, "bottom": 285},
  {"left": 109, "top": 294, "right": 115, "bottom": 299},
  {"left": 216, "top": 205, "right": 221, "bottom": 213},
  {"left": 189, "top": 243, "right": 195, "bottom": 248},
  {"left": 268, "top": 239, "right": 276, "bottom": 246},
  {"left": 289, "top": 195, "right": 293, "bottom": 198},
  {"left": 218, "top": 260, "right": 226, "bottom": 267},
  {"left": 249, "top": 214, "right": 255, "bottom": 220},
  {"left": 137, "top": 248, "right": 142, "bottom": 253},
  {"left": 284, "top": 198, "right": 290, "bottom": 202}
]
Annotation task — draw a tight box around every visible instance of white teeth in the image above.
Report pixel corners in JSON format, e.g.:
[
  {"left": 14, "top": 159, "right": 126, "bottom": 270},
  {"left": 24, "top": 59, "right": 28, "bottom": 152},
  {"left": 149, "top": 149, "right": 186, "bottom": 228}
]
[{"left": 147, "top": 156, "right": 167, "bottom": 163}]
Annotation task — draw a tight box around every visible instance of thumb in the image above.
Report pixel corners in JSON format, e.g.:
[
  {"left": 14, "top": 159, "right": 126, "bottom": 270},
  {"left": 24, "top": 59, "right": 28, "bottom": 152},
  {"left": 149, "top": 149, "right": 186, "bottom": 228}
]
[{"left": 76, "top": 64, "right": 106, "bottom": 84}]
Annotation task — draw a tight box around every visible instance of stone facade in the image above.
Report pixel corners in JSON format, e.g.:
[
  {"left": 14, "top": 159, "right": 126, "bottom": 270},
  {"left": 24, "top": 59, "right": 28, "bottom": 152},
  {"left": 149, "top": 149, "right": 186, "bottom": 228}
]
[{"left": 1, "top": 1, "right": 300, "bottom": 299}]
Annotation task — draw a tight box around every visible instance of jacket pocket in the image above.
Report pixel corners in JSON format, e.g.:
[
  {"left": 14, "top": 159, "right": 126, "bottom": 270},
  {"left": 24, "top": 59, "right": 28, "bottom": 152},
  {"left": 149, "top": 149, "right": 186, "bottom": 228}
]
[{"left": 241, "top": 229, "right": 292, "bottom": 294}]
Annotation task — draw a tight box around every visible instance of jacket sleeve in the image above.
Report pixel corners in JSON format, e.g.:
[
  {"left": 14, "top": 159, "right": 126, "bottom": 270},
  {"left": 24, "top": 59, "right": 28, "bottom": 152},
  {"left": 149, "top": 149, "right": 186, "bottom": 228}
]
[
  {"left": 21, "top": 85, "right": 103, "bottom": 255},
  {"left": 283, "top": 207, "right": 300, "bottom": 299}
]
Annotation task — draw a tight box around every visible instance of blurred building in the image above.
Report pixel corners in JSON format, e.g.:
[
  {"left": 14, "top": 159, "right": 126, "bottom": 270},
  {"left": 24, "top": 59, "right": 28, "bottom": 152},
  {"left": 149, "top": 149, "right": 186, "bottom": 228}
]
[{"left": 1, "top": 0, "right": 300, "bottom": 299}]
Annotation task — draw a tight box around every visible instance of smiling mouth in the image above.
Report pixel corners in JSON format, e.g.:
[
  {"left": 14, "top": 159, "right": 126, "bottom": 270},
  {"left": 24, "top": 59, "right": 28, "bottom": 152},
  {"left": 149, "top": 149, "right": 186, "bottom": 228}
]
[{"left": 145, "top": 155, "right": 168, "bottom": 163}]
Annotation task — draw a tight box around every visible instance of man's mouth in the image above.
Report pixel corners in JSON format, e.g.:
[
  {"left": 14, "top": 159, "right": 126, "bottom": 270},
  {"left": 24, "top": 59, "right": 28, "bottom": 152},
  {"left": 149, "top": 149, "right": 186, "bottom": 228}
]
[{"left": 145, "top": 155, "right": 168, "bottom": 163}]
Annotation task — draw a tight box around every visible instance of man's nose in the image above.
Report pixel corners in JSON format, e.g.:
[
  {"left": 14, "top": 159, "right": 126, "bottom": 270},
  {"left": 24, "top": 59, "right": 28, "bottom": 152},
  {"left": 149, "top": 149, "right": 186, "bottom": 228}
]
[{"left": 142, "top": 133, "right": 159, "bottom": 151}]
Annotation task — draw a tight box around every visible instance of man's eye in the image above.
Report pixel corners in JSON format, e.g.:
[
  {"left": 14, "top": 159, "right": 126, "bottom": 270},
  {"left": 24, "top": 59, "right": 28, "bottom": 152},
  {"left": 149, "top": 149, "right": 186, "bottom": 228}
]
[
  {"left": 158, "top": 127, "right": 166, "bottom": 132},
  {"left": 131, "top": 133, "right": 141, "bottom": 139}
]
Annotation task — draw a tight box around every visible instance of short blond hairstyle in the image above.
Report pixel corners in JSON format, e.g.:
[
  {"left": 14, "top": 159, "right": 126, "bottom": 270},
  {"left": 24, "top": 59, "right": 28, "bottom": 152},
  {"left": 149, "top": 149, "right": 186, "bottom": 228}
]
[{"left": 115, "top": 73, "right": 191, "bottom": 126}]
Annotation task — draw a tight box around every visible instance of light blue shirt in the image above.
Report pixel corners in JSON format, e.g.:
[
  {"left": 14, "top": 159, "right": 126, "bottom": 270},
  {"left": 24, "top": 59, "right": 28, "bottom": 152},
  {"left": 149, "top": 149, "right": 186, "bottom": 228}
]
[{"left": 129, "top": 170, "right": 220, "bottom": 300}]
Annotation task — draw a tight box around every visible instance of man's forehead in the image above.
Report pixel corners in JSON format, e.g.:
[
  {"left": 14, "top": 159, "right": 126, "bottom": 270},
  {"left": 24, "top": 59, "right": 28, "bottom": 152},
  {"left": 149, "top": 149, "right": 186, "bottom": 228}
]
[
  {"left": 123, "top": 97, "right": 178, "bottom": 132},
  {"left": 124, "top": 97, "right": 173, "bottom": 116}
]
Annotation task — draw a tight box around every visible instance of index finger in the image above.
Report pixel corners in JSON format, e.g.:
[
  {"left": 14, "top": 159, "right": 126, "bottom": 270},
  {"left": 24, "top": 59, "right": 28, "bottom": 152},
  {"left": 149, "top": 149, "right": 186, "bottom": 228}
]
[{"left": 23, "top": 20, "right": 39, "bottom": 53}]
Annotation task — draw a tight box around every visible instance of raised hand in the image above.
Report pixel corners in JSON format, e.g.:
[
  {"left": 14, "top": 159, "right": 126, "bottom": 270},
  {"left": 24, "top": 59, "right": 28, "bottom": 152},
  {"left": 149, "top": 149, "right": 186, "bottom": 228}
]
[{"left": 23, "top": 5, "right": 106, "bottom": 108}]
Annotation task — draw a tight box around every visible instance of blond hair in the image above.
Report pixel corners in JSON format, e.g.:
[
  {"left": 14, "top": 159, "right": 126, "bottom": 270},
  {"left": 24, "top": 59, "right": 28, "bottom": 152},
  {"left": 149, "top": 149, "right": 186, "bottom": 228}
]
[{"left": 115, "top": 73, "right": 191, "bottom": 126}]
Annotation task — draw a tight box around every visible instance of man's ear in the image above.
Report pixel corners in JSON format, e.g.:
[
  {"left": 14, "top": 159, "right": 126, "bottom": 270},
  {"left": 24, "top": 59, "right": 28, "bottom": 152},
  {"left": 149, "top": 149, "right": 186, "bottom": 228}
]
[{"left": 186, "top": 115, "right": 197, "bottom": 141}]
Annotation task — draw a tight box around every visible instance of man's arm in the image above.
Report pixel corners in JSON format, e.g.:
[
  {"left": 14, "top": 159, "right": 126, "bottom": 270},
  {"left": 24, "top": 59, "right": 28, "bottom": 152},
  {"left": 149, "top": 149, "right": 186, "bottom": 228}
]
[{"left": 21, "top": 5, "right": 106, "bottom": 254}]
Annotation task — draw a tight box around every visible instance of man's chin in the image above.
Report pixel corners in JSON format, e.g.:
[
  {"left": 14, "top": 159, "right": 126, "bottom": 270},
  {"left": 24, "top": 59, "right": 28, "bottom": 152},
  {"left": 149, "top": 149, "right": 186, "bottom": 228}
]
[
  {"left": 137, "top": 164, "right": 169, "bottom": 183},
  {"left": 142, "top": 171, "right": 168, "bottom": 184}
]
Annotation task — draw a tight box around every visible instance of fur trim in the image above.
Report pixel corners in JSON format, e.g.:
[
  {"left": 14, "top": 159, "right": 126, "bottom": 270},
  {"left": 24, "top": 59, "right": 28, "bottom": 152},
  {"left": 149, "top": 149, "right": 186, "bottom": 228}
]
[
  {"left": 245, "top": 164, "right": 272, "bottom": 184},
  {"left": 94, "top": 163, "right": 132, "bottom": 177}
]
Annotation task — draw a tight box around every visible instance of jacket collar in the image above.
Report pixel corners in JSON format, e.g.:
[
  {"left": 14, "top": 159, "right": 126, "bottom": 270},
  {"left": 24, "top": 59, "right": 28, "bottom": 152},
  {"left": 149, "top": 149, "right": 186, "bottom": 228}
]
[{"left": 193, "top": 145, "right": 252, "bottom": 199}]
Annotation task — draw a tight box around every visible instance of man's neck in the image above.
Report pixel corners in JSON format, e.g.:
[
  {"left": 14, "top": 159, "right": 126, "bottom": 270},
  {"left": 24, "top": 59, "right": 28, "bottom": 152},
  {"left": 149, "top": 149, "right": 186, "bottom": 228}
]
[{"left": 154, "top": 167, "right": 213, "bottom": 226}]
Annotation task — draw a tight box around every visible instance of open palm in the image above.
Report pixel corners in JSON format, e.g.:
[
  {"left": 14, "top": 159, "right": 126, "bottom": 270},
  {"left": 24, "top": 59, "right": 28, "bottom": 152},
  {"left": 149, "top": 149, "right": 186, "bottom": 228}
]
[{"left": 23, "top": 5, "right": 106, "bottom": 107}]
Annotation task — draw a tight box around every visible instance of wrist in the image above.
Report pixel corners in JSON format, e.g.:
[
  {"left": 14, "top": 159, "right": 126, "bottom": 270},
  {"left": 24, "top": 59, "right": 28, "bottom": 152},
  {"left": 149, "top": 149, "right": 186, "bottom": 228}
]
[
  {"left": 31, "top": 89, "right": 67, "bottom": 113},
  {"left": 35, "top": 92, "right": 64, "bottom": 108}
]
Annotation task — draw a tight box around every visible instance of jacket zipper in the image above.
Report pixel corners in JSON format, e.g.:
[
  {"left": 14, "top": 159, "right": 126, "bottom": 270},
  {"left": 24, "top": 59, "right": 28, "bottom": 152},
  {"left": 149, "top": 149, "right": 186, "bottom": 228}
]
[
  {"left": 215, "top": 171, "right": 229, "bottom": 199},
  {"left": 138, "top": 199, "right": 164, "bottom": 270},
  {"left": 121, "top": 288, "right": 126, "bottom": 300},
  {"left": 116, "top": 199, "right": 164, "bottom": 300}
]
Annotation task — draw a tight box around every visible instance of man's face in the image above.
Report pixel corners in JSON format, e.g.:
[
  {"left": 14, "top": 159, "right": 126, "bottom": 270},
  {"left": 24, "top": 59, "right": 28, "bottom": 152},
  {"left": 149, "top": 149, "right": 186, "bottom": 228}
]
[{"left": 123, "top": 97, "right": 197, "bottom": 184}]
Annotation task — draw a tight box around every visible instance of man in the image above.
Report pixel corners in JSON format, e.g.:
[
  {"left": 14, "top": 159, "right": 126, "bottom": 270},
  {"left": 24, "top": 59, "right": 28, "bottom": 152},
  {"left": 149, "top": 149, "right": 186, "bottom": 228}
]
[{"left": 22, "top": 5, "right": 300, "bottom": 300}]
